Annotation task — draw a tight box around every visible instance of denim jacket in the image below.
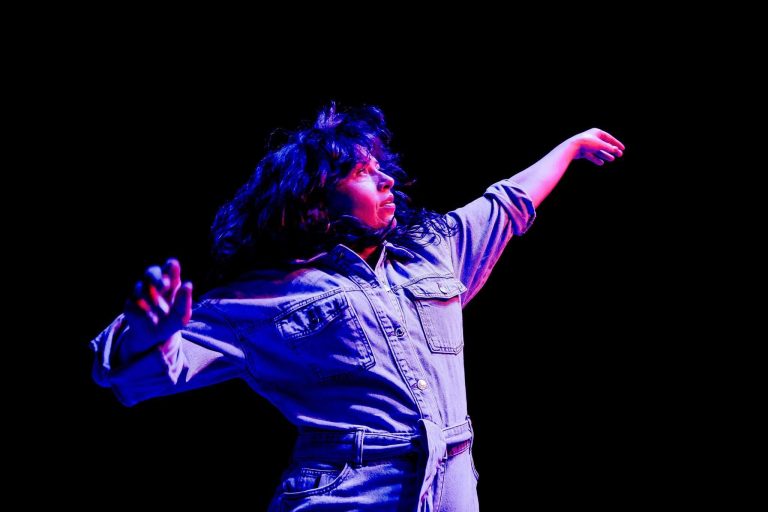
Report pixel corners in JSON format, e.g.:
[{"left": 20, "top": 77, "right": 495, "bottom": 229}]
[{"left": 91, "top": 178, "right": 535, "bottom": 433}]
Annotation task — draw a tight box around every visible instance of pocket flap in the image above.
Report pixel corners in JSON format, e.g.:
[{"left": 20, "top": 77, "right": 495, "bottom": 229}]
[
  {"left": 404, "top": 276, "right": 467, "bottom": 300},
  {"left": 275, "top": 290, "right": 349, "bottom": 340}
]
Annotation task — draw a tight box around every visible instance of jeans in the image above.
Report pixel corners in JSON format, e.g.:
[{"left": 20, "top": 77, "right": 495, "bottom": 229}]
[{"left": 269, "top": 418, "right": 480, "bottom": 511}]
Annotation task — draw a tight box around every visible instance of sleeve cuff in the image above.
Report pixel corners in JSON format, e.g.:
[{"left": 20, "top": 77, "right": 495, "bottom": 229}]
[{"left": 484, "top": 178, "right": 537, "bottom": 235}]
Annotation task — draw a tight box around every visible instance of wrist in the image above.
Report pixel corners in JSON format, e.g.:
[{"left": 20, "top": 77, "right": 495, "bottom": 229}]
[{"left": 560, "top": 138, "right": 580, "bottom": 161}]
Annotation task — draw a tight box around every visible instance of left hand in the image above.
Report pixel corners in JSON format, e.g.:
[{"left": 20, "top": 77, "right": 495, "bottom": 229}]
[{"left": 569, "top": 128, "right": 625, "bottom": 166}]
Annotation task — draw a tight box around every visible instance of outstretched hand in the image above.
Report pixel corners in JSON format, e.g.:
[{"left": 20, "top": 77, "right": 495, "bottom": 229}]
[
  {"left": 123, "top": 258, "right": 193, "bottom": 355},
  {"left": 570, "top": 128, "right": 625, "bottom": 166},
  {"left": 509, "top": 127, "right": 627, "bottom": 207}
]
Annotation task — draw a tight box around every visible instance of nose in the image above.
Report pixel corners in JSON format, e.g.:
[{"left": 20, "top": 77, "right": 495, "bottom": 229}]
[{"left": 377, "top": 169, "right": 395, "bottom": 191}]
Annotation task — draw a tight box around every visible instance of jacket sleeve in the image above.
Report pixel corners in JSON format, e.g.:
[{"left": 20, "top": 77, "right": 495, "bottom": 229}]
[
  {"left": 446, "top": 178, "right": 536, "bottom": 305},
  {"left": 90, "top": 301, "right": 247, "bottom": 407}
]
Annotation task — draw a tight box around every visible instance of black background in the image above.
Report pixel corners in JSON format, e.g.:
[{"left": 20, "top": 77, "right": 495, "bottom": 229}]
[{"left": 41, "top": 40, "right": 680, "bottom": 509}]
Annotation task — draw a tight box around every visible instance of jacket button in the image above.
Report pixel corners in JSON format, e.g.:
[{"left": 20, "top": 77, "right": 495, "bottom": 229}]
[
  {"left": 417, "top": 379, "right": 428, "bottom": 390},
  {"left": 395, "top": 327, "right": 405, "bottom": 337},
  {"left": 438, "top": 283, "right": 448, "bottom": 294}
]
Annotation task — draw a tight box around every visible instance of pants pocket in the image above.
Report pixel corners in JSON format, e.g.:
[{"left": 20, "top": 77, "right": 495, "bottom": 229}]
[{"left": 280, "top": 462, "right": 352, "bottom": 500}]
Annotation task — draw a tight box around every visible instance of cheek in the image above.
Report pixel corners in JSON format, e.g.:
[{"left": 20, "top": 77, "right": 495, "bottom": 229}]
[
  {"left": 329, "top": 182, "right": 381, "bottom": 222},
  {"left": 327, "top": 188, "right": 353, "bottom": 216}
]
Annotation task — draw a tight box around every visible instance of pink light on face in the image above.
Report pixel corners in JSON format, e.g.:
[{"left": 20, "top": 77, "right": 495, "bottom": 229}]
[{"left": 328, "top": 155, "right": 397, "bottom": 230}]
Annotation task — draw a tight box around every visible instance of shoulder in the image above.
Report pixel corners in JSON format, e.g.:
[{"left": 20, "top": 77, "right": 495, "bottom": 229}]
[{"left": 393, "top": 237, "right": 454, "bottom": 276}]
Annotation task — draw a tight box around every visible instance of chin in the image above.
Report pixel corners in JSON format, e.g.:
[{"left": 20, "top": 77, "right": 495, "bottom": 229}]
[{"left": 373, "top": 216, "right": 396, "bottom": 231}]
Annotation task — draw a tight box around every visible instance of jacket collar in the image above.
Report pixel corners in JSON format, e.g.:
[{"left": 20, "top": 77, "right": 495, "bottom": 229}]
[{"left": 290, "top": 241, "right": 415, "bottom": 266}]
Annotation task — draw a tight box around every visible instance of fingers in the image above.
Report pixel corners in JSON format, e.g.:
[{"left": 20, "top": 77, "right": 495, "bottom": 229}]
[
  {"left": 585, "top": 148, "right": 622, "bottom": 166},
  {"left": 121, "top": 259, "right": 192, "bottom": 352},
  {"left": 163, "top": 258, "right": 182, "bottom": 303},
  {"left": 130, "top": 281, "right": 166, "bottom": 325},
  {"left": 124, "top": 281, "right": 192, "bottom": 347},
  {"left": 125, "top": 292, "right": 156, "bottom": 327},
  {"left": 171, "top": 282, "right": 193, "bottom": 327},
  {"left": 144, "top": 265, "right": 168, "bottom": 292},
  {"left": 142, "top": 266, "right": 170, "bottom": 316},
  {"left": 597, "top": 149, "right": 616, "bottom": 162},
  {"left": 594, "top": 129, "right": 626, "bottom": 152},
  {"left": 155, "top": 282, "right": 193, "bottom": 339},
  {"left": 579, "top": 130, "right": 624, "bottom": 166},
  {"left": 584, "top": 154, "right": 605, "bottom": 166},
  {"left": 129, "top": 259, "right": 187, "bottom": 325},
  {"left": 593, "top": 139, "right": 622, "bottom": 159}
]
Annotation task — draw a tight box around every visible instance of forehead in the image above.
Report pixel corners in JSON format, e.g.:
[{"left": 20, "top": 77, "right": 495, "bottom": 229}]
[{"left": 352, "top": 147, "right": 379, "bottom": 168}]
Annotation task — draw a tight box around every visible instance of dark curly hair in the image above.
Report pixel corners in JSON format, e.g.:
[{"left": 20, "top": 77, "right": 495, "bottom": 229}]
[{"left": 210, "top": 103, "right": 455, "bottom": 282}]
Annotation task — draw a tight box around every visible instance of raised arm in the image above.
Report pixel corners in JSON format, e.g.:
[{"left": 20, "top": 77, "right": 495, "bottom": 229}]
[
  {"left": 512, "top": 128, "right": 625, "bottom": 207},
  {"left": 446, "top": 128, "right": 624, "bottom": 304}
]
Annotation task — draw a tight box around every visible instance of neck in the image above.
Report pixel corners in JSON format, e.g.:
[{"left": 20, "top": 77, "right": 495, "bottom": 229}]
[{"left": 358, "top": 245, "right": 380, "bottom": 264}]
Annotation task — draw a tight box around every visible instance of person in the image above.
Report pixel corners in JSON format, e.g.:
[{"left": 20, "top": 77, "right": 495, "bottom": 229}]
[{"left": 90, "top": 103, "right": 624, "bottom": 511}]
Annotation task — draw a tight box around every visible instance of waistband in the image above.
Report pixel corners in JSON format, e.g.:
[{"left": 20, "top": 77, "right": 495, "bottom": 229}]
[{"left": 292, "top": 417, "right": 474, "bottom": 467}]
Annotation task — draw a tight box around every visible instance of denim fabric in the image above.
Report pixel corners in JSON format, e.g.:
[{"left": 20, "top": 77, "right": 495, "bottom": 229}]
[
  {"left": 91, "top": 179, "right": 535, "bottom": 510},
  {"left": 269, "top": 418, "right": 477, "bottom": 511}
]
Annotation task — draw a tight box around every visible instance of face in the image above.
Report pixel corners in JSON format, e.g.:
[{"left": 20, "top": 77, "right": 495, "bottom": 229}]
[{"left": 327, "top": 154, "right": 397, "bottom": 230}]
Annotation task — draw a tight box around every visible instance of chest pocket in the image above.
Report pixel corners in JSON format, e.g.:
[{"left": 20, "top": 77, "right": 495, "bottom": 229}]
[
  {"left": 403, "top": 276, "right": 467, "bottom": 354},
  {"left": 274, "top": 289, "right": 375, "bottom": 381}
]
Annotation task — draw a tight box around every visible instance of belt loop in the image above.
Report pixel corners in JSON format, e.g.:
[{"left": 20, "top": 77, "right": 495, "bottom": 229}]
[{"left": 354, "top": 429, "right": 365, "bottom": 467}]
